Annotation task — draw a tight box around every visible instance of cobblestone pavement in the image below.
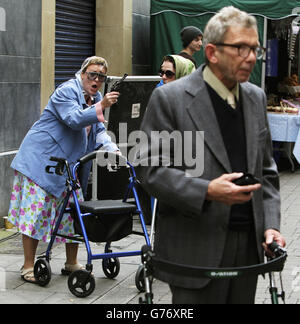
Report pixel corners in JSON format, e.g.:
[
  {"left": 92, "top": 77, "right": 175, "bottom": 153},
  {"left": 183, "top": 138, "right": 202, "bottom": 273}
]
[
  {"left": 256, "top": 171, "right": 300, "bottom": 304},
  {"left": 0, "top": 171, "right": 299, "bottom": 304}
]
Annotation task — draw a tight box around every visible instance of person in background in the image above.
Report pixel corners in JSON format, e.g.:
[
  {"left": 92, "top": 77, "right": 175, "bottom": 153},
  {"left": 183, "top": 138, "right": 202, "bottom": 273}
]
[
  {"left": 136, "top": 7, "right": 285, "bottom": 304},
  {"left": 8, "top": 56, "right": 120, "bottom": 283},
  {"left": 178, "top": 26, "right": 203, "bottom": 68},
  {"left": 157, "top": 54, "right": 196, "bottom": 87},
  {"left": 140, "top": 54, "right": 195, "bottom": 223}
]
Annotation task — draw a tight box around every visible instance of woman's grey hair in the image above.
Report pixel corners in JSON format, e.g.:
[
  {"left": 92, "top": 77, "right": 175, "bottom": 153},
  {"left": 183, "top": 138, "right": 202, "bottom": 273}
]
[
  {"left": 80, "top": 56, "right": 108, "bottom": 73},
  {"left": 203, "top": 6, "right": 258, "bottom": 50}
]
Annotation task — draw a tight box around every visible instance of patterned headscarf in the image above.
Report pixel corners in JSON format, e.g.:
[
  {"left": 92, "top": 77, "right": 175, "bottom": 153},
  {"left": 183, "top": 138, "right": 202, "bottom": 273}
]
[{"left": 165, "top": 55, "right": 196, "bottom": 79}]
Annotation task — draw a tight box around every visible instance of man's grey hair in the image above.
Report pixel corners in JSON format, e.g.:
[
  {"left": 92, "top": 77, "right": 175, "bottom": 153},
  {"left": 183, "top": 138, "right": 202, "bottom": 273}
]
[{"left": 203, "top": 6, "right": 258, "bottom": 49}]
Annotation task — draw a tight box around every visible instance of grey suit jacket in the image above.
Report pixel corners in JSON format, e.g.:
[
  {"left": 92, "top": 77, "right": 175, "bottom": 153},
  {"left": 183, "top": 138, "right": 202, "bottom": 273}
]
[{"left": 136, "top": 66, "right": 281, "bottom": 289}]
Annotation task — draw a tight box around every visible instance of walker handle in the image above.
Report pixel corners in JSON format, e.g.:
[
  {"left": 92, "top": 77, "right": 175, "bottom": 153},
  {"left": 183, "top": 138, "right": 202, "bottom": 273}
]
[
  {"left": 268, "top": 242, "right": 287, "bottom": 258},
  {"left": 45, "top": 157, "right": 68, "bottom": 176}
]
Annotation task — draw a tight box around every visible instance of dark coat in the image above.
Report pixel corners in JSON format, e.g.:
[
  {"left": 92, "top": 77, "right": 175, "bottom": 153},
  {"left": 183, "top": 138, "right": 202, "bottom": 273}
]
[{"left": 136, "top": 65, "right": 281, "bottom": 289}]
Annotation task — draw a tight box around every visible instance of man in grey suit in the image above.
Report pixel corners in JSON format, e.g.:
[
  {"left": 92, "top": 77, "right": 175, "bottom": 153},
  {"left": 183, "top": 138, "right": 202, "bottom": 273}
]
[{"left": 136, "top": 6, "right": 286, "bottom": 304}]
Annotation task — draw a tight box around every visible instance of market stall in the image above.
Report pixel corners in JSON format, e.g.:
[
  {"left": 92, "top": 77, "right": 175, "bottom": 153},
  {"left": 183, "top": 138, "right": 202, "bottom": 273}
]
[
  {"left": 150, "top": 0, "right": 300, "bottom": 87},
  {"left": 266, "top": 11, "right": 300, "bottom": 110},
  {"left": 151, "top": 0, "right": 300, "bottom": 170},
  {"left": 263, "top": 10, "right": 300, "bottom": 170}
]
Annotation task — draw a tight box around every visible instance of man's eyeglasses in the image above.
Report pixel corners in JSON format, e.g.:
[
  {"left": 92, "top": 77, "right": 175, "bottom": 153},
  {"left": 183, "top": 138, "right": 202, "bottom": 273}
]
[
  {"left": 159, "top": 69, "right": 175, "bottom": 79},
  {"left": 86, "top": 72, "right": 107, "bottom": 82},
  {"left": 214, "top": 43, "right": 266, "bottom": 60}
]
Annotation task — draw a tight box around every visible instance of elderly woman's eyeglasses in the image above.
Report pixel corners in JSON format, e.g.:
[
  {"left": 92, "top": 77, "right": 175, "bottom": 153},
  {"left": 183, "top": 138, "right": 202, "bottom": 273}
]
[
  {"left": 86, "top": 72, "right": 107, "bottom": 82},
  {"left": 214, "top": 43, "right": 266, "bottom": 60},
  {"left": 159, "top": 69, "right": 175, "bottom": 79}
]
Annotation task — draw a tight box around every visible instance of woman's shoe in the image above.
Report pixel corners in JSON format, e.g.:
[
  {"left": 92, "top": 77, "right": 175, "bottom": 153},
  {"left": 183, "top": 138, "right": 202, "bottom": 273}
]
[
  {"left": 61, "top": 263, "right": 85, "bottom": 276},
  {"left": 20, "top": 266, "right": 36, "bottom": 284}
]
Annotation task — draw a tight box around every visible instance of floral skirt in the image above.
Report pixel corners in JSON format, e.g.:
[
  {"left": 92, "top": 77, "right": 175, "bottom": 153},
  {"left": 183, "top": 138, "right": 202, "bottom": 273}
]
[{"left": 8, "top": 171, "right": 84, "bottom": 243}]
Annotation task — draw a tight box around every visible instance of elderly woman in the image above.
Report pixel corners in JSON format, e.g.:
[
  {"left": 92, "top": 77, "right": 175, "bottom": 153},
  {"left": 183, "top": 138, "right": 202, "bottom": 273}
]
[
  {"left": 157, "top": 54, "right": 196, "bottom": 86},
  {"left": 8, "top": 56, "right": 120, "bottom": 283}
]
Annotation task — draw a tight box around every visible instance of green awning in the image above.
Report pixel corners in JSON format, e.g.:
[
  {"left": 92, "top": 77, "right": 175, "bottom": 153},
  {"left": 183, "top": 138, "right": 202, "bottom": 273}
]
[
  {"left": 151, "top": 0, "right": 300, "bottom": 20},
  {"left": 150, "top": 0, "right": 300, "bottom": 86}
]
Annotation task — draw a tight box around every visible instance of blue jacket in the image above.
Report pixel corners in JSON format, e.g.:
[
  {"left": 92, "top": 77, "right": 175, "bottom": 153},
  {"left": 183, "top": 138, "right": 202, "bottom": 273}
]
[{"left": 11, "top": 78, "right": 118, "bottom": 198}]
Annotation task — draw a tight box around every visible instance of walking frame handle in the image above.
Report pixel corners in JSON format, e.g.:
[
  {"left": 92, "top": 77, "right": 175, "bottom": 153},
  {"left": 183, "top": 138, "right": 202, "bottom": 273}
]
[
  {"left": 45, "top": 157, "right": 78, "bottom": 191},
  {"left": 45, "top": 157, "right": 69, "bottom": 176},
  {"left": 45, "top": 152, "right": 134, "bottom": 191},
  {"left": 268, "top": 242, "right": 287, "bottom": 258},
  {"left": 267, "top": 242, "right": 287, "bottom": 304},
  {"left": 144, "top": 241, "right": 287, "bottom": 279},
  {"left": 140, "top": 242, "right": 288, "bottom": 304}
]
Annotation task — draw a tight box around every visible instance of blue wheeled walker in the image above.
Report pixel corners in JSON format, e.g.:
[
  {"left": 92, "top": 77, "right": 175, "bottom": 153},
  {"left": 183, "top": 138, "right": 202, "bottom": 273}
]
[{"left": 33, "top": 151, "right": 151, "bottom": 298}]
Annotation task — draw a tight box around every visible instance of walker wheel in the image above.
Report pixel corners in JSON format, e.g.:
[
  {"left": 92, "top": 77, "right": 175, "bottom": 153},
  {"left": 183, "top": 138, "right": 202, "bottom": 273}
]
[
  {"left": 34, "top": 259, "right": 52, "bottom": 287},
  {"left": 135, "top": 264, "right": 145, "bottom": 292},
  {"left": 102, "top": 258, "right": 120, "bottom": 279},
  {"left": 68, "top": 270, "right": 95, "bottom": 298}
]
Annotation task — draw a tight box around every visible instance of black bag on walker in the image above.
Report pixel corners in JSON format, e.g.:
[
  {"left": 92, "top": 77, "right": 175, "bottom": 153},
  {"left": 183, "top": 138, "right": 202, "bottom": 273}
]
[{"left": 73, "top": 212, "right": 133, "bottom": 243}]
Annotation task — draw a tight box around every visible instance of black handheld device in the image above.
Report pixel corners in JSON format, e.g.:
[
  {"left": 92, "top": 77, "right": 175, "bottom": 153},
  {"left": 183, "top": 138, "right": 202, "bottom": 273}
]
[{"left": 232, "top": 173, "right": 260, "bottom": 186}]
